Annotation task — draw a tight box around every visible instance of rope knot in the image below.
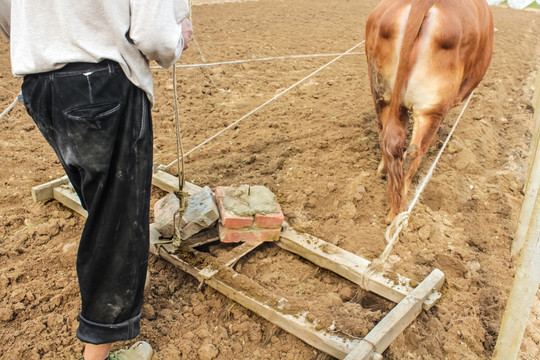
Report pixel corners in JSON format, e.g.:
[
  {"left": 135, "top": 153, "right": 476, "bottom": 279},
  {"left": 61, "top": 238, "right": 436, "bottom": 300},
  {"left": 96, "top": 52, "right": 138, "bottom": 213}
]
[{"left": 385, "top": 211, "right": 410, "bottom": 244}]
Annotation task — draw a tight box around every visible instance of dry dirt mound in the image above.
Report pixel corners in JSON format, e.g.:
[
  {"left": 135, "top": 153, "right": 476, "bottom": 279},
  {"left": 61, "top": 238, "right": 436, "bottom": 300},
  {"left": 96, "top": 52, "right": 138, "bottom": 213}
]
[{"left": 1, "top": 0, "right": 539, "bottom": 359}]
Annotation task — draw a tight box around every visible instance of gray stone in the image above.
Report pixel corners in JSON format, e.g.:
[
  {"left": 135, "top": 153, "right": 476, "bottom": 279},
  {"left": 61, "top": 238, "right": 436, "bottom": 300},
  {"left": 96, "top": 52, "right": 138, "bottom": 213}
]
[
  {"left": 180, "top": 186, "right": 219, "bottom": 239},
  {"left": 154, "top": 186, "right": 219, "bottom": 240},
  {"left": 154, "top": 192, "right": 181, "bottom": 238}
]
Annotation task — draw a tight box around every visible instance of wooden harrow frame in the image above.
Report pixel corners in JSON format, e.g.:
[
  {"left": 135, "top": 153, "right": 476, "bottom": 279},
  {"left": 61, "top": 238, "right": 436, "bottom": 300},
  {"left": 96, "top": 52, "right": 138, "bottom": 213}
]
[{"left": 32, "top": 168, "right": 445, "bottom": 359}]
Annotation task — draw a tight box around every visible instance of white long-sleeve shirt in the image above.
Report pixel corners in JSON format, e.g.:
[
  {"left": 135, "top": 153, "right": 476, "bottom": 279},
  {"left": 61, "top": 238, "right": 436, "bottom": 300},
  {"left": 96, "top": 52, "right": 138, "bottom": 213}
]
[{"left": 0, "top": 0, "right": 190, "bottom": 105}]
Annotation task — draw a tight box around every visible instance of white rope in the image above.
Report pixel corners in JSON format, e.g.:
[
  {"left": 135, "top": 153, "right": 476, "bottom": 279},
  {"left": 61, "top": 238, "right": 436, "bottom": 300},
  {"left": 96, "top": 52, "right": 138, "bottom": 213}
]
[
  {"left": 0, "top": 93, "right": 21, "bottom": 120},
  {"left": 162, "top": 40, "right": 365, "bottom": 171},
  {"left": 149, "top": 52, "right": 365, "bottom": 69},
  {"left": 373, "top": 90, "right": 477, "bottom": 268},
  {"left": 172, "top": 64, "right": 186, "bottom": 193},
  {"left": 186, "top": 0, "right": 228, "bottom": 93}
]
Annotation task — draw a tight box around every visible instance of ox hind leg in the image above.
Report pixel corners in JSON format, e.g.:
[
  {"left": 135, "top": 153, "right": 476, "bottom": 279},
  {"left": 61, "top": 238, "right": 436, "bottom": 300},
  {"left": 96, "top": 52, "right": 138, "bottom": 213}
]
[
  {"left": 402, "top": 109, "right": 445, "bottom": 201},
  {"left": 375, "top": 102, "right": 410, "bottom": 178},
  {"left": 381, "top": 106, "right": 410, "bottom": 223}
]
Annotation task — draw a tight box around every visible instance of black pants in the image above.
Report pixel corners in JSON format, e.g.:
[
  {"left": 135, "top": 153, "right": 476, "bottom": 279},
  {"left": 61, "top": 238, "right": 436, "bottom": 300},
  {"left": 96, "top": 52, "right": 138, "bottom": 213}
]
[{"left": 22, "top": 60, "right": 153, "bottom": 344}]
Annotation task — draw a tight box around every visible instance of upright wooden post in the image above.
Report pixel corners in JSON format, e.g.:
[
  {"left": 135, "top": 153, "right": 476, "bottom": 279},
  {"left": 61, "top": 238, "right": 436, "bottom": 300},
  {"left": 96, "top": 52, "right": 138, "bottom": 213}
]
[
  {"left": 492, "top": 190, "right": 540, "bottom": 359},
  {"left": 512, "top": 67, "right": 540, "bottom": 256},
  {"left": 493, "top": 73, "right": 540, "bottom": 358}
]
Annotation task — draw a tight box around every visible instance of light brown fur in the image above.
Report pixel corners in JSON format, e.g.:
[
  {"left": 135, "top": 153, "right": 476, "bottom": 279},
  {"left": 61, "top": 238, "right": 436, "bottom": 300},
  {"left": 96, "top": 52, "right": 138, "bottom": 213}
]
[{"left": 365, "top": 0, "right": 493, "bottom": 222}]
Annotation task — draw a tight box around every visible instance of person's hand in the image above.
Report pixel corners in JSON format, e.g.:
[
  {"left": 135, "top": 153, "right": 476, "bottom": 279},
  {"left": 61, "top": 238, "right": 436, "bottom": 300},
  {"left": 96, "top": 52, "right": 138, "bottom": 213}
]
[{"left": 181, "top": 18, "right": 193, "bottom": 50}]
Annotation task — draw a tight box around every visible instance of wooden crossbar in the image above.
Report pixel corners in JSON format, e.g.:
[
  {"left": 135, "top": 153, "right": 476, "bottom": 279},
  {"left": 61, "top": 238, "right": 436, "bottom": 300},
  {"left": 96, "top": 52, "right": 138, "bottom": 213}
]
[
  {"left": 31, "top": 170, "right": 445, "bottom": 359},
  {"left": 31, "top": 175, "right": 69, "bottom": 202},
  {"left": 343, "top": 269, "right": 445, "bottom": 359},
  {"left": 279, "top": 227, "right": 439, "bottom": 307},
  {"left": 148, "top": 226, "right": 360, "bottom": 359}
]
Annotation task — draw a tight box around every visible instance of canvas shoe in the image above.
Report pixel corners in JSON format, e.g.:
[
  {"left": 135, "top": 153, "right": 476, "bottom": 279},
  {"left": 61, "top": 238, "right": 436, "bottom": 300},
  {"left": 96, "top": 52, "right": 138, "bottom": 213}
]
[{"left": 107, "top": 341, "right": 153, "bottom": 360}]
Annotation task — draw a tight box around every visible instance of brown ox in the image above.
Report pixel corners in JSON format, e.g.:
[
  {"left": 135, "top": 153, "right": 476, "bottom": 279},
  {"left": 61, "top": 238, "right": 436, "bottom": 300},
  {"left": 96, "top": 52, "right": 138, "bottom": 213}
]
[{"left": 365, "top": 0, "right": 493, "bottom": 222}]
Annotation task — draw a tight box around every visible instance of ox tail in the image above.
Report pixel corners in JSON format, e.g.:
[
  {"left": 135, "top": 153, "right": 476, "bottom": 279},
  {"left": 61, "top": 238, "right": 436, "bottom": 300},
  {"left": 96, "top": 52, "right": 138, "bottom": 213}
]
[{"left": 383, "top": 0, "right": 434, "bottom": 215}]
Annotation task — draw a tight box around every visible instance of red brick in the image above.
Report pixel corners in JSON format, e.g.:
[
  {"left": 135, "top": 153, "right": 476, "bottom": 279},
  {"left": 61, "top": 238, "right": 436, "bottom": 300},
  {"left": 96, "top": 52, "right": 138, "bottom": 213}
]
[
  {"left": 215, "top": 186, "right": 253, "bottom": 229},
  {"left": 218, "top": 225, "right": 281, "bottom": 243},
  {"left": 253, "top": 204, "right": 284, "bottom": 229}
]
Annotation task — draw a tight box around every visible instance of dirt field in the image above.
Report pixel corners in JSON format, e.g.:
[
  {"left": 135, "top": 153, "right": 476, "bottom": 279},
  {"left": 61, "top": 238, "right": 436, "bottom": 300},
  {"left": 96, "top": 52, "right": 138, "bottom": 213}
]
[{"left": 1, "top": 0, "right": 539, "bottom": 359}]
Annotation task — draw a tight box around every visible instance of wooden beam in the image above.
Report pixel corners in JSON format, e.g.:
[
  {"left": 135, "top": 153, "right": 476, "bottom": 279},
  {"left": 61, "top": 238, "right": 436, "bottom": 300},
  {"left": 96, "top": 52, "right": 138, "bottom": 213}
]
[
  {"left": 493, "top": 191, "right": 540, "bottom": 359},
  {"left": 149, "top": 225, "right": 359, "bottom": 359},
  {"left": 36, "top": 170, "right": 446, "bottom": 360},
  {"left": 152, "top": 169, "right": 202, "bottom": 195},
  {"left": 53, "top": 185, "right": 87, "bottom": 217},
  {"left": 30, "top": 167, "right": 200, "bottom": 203},
  {"left": 278, "top": 228, "right": 441, "bottom": 306},
  {"left": 221, "top": 241, "right": 264, "bottom": 267},
  {"left": 31, "top": 175, "right": 69, "bottom": 202},
  {"left": 204, "top": 273, "right": 359, "bottom": 359},
  {"left": 187, "top": 236, "right": 220, "bottom": 248},
  {"left": 521, "top": 67, "right": 540, "bottom": 195},
  {"left": 514, "top": 68, "right": 540, "bottom": 255},
  {"left": 343, "top": 269, "right": 445, "bottom": 360},
  {"left": 36, "top": 172, "right": 440, "bottom": 308},
  {"left": 149, "top": 225, "right": 204, "bottom": 280}
]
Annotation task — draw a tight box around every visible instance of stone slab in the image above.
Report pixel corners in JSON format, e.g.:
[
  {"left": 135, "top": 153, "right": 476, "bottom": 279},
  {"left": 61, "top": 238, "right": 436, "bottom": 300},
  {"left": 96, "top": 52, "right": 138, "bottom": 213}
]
[
  {"left": 154, "top": 186, "right": 219, "bottom": 240},
  {"left": 154, "top": 192, "right": 181, "bottom": 238}
]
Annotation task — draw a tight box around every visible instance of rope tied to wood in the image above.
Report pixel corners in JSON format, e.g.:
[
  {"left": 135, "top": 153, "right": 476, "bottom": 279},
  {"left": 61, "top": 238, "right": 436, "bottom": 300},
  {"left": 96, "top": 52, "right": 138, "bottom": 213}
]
[{"left": 371, "top": 211, "right": 411, "bottom": 271}]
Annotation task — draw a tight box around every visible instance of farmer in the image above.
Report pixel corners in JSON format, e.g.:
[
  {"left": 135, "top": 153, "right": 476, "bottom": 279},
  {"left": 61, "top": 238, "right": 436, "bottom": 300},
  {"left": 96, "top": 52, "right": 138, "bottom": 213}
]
[{"left": 0, "top": 1, "right": 193, "bottom": 359}]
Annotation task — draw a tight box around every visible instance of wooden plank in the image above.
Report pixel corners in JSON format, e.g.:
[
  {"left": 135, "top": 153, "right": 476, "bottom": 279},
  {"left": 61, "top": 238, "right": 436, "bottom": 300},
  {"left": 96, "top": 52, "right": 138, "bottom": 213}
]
[
  {"left": 523, "top": 68, "right": 540, "bottom": 196},
  {"left": 48, "top": 177, "right": 433, "bottom": 306},
  {"left": 149, "top": 224, "right": 203, "bottom": 280},
  {"left": 152, "top": 169, "right": 202, "bottom": 195},
  {"left": 187, "top": 236, "right": 220, "bottom": 248},
  {"left": 53, "top": 185, "right": 88, "bottom": 217},
  {"left": 157, "top": 247, "right": 205, "bottom": 281},
  {"left": 221, "top": 241, "right": 264, "bottom": 267},
  {"left": 343, "top": 269, "right": 445, "bottom": 360},
  {"left": 149, "top": 224, "right": 359, "bottom": 358},
  {"left": 30, "top": 167, "right": 198, "bottom": 203},
  {"left": 36, "top": 171, "right": 446, "bottom": 360},
  {"left": 279, "top": 228, "right": 423, "bottom": 304},
  {"left": 36, "top": 171, "right": 442, "bottom": 306},
  {"left": 31, "top": 175, "right": 69, "bottom": 202},
  {"left": 204, "top": 274, "right": 359, "bottom": 359},
  {"left": 149, "top": 223, "right": 360, "bottom": 359},
  {"left": 512, "top": 106, "right": 540, "bottom": 256},
  {"left": 493, "top": 191, "right": 540, "bottom": 359}
]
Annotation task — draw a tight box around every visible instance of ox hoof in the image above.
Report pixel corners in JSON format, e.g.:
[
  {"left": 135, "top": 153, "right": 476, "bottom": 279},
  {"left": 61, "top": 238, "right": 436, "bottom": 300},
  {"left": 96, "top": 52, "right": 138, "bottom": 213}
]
[
  {"left": 377, "top": 162, "right": 387, "bottom": 179},
  {"left": 386, "top": 205, "right": 407, "bottom": 224},
  {"left": 385, "top": 211, "right": 396, "bottom": 225}
]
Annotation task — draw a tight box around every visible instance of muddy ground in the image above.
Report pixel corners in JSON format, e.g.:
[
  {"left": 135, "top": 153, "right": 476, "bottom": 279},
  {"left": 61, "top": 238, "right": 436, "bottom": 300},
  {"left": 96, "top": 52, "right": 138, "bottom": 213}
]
[{"left": 1, "top": 0, "right": 539, "bottom": 359}]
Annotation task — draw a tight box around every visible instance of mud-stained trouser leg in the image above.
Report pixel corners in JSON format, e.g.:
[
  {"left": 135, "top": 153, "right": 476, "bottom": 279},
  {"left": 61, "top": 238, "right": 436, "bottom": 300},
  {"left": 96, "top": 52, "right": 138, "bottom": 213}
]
[{"left": 21, "top": 60, "right": 153, "bottom": 344}]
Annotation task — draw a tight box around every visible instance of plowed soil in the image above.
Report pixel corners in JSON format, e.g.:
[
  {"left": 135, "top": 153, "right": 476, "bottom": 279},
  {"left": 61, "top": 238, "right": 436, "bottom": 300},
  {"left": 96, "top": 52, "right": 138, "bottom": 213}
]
[{"left": 1, "top": 0, "right": 539, "bottom": 359}]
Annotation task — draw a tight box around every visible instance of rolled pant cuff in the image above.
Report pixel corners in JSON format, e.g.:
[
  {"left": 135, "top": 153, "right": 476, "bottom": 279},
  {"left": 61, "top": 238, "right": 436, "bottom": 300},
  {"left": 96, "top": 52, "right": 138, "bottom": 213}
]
[{"left": 76, "top": 311, "right": 142, "bottom": 345}]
